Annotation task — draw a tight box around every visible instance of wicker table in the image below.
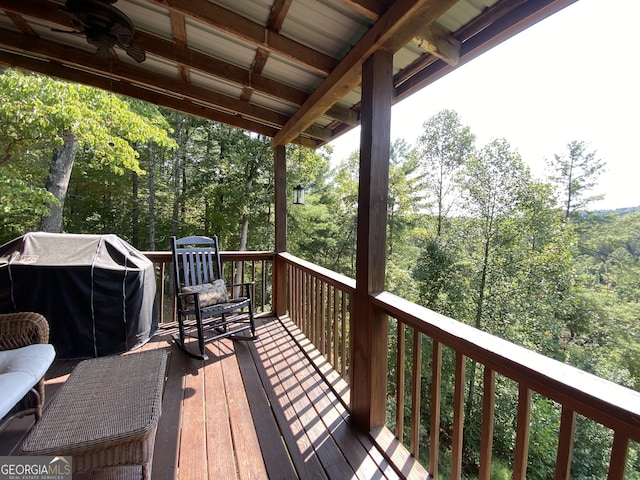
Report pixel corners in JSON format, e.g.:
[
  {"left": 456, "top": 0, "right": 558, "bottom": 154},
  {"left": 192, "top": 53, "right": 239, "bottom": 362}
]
[{"left": 20, "top": 349, "right": 168, "bottom": 480}]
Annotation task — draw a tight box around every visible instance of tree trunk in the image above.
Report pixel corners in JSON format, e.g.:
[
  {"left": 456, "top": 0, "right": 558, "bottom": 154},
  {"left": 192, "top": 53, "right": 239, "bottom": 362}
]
[
  {"left": 234, "top": 172, "right": 252, "bottom": 295},
  {"left": 132, "top": 171, "right": 140, "bottom": 247},
  {"left": 147, "top": 142, "right": 156, "bottom": 250},
  {"left": 171, "top": 146, "right": 182, "bottom": 237},
  {"left": 39, "top": 131, "right": 78, "bottom": 232},
  {"left": 463, "top": 233, "right": 491, "bottom": 466}
]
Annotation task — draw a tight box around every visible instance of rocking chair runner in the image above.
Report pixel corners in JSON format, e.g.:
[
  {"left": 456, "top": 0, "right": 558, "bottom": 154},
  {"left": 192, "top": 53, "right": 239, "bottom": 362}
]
[{"left": 171, "top": 235, "right": 256, "bottom": 360}]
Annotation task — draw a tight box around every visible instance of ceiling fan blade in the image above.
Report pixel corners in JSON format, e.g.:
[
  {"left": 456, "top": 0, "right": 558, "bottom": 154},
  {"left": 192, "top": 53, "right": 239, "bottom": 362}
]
[{"left": 125, "top": 45, "right": 146, "bottom": 63}]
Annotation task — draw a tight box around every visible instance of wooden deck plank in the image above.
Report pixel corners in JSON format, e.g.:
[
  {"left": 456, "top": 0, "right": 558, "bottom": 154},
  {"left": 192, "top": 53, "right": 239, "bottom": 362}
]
[
  {"left": 151, "top": 346, "right": 185, "bottom": 480},
  {"left": 274, "top": 322, "right": 392, "bottom": 480},
  {"left": 217, "top": 338, "right": 269, "bottom": 480},
  {"left": 179, "top": 356, "right": 208, "bottom": 480},
  {"left": 234, "top": 338, "right": 298, "bottom": 480},
  {"left": 203, "top": 341, "right": 238, "bottom": 480},
  {"left": 280, "top": 316, "right": 400, "bottom": 479},
  {"left": 257, "top": 317, "right": 356, "bottom": 479},
  {"left": 250, "top": 319, "right": 329, "bottom": 480},
  {"left": 2, "top": 315, "right": 423, "bottom": 479}
]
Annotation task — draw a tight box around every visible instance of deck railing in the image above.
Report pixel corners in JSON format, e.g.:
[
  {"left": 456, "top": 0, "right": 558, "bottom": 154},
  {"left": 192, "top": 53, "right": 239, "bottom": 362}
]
[
  {"left": 143, "top": 250, "right": 274, "bottom": 324},
  {"left": 279, "top": 252, "right": 355, "bottom": 381},
  {"left": 145, "top": 251, "right": 640, "bottom": 479},
  {"left": 280, "top": 253, "right": 640, "bottom": 480}
]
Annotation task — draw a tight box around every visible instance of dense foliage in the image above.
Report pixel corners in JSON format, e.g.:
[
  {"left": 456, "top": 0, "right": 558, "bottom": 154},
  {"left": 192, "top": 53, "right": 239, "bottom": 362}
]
[{"left": 2, "top": 70, "right": 639, "bottom": 477}]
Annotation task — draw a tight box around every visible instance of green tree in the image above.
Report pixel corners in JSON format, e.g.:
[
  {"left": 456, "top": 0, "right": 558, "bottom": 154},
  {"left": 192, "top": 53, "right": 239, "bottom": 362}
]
[
  {"left": 288, "top": 143, "right": 355, "bottom": 273},
  {"left": 415, "top": 109, "right": 475, "bottom": 236},
  {"left": 547, "top": 140, "right": 605, "bottom": 222},
  {"left": 0, "top": 69, "right": 175, "bottom": 238}
]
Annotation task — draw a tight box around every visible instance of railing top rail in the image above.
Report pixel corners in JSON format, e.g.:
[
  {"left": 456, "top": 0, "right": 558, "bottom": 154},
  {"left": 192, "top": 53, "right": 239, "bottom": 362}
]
[
  {"left": 142, "top": 251, "right": 274, "bottom": 263},
  {"left": 372, "top": 290, "right": 640, "bottom": 441},
  {"left": 278, "top": 252, "right": 356, "bottom": 293}
]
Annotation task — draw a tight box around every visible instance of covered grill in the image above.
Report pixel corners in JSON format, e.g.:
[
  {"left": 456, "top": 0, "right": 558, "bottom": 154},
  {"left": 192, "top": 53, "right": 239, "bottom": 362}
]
[{"left": 0, "top": 232, "right": 157, "bottom": 358}]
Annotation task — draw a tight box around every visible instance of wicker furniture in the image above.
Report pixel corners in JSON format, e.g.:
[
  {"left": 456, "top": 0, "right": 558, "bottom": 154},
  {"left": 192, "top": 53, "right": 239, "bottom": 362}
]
[
  {"left": 0, "top": 312, "right": 55, "bottom": 431},
  {"left": 20, "top": 349, "right": 168, "bottom": 480}
]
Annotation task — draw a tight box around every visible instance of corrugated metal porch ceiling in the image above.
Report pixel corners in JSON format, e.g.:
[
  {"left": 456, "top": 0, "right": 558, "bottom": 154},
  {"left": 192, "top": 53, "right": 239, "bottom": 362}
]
[{"left": 0, "top": 0, "right": 575, "bottom": 148}]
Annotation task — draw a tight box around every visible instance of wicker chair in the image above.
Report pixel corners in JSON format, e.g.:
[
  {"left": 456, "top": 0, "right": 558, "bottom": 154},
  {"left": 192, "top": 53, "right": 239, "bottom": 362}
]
[{"left": 0, "top": 312, "right": 55, "bottom": 431}]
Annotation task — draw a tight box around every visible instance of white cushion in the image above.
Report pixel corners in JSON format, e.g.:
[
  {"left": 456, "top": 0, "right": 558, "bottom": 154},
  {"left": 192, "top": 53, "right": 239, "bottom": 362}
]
[{"left": 0, "top": 344, "right": 55, "bottom": 419}]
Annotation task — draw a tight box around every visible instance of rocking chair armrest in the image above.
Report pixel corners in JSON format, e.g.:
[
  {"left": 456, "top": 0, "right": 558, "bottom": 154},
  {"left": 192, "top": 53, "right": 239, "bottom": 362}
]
[
  {"left": 228, "top": 281, "right": 254, "bottom": 300},
  {"left": 177, "top": 291, "right": 200, "bottom": 308},
  {"left": 177, "top": 291, "right": 198, "bottom": 298}
]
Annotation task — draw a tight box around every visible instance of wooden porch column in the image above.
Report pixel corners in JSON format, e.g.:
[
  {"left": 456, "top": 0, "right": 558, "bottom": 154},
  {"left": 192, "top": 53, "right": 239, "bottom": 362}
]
[
  {"left": 350, "top": 50, "right": 392, "bottom": 430},
  {"left": 273, "top": 144, "right": 288, "bottom": 317}
]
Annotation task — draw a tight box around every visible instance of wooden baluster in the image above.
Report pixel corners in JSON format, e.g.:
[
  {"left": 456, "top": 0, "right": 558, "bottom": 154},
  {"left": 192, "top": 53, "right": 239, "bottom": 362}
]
[
  {"left": 554, "top": 406, "right": 576, "bottom": 480},
  {"left": 158, "top": 262, "right": 166, "bottom": 324},
  {"left": 429, "top": 340, "right": 442, "bottom": 478},
  {"left": 479, "top": 367, "right": 496, "bottom": 480},
  {"left": 410, "top": 328, "right": 422, "bottom": 457},
  {"left": 340, "top": 292, "right": 347, "bottom": 380},
  {"left": 395, "top": 321, "right": 405, "bottom": 441},
  {"left": 319, "top": 279, "right": 325, "bottom": 354},
  {"left": 451, "top": 352, "right": 466, "bottom": 479},
  {"left": 308, "top": 275, "right": 312, "bottom": 342},
  {"left": 607, "top": 433, "right": 630, "bottom": 480},
  {"left": 333, "top": 287, "right": 340, "bottom": 370},
  {"left": 513, "top": 386, "right": 532, "bottom": 480},
  {"left": 288, "top": 264, "right": 294, "bottom": 324},
  {"left": 326, "top": 284, "right": 333, "bottom": 364}
]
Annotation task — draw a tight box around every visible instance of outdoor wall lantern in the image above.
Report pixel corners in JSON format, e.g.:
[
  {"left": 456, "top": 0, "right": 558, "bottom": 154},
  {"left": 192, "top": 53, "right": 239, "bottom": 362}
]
[
  {"left": 293, "top": 184, "right": 305, "bottom": 205},
  {"left": 293, "top": 133, "right": 305, "bottom": 205}
]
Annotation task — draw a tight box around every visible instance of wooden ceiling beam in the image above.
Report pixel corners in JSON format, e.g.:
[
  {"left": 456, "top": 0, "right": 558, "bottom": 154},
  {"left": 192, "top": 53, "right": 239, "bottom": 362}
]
[
  {"left": 272, "top": 0, "right": 459, "bottom": 146},
  {"left": 149, "top": 0, "right": 338, "bottom": 76},
  {"left": 241, "top": 0, "right": 291, "bottom": 103},
  {"left": 0, "top": 1, "right": 356, "bottom": 127},
  {"left": 133, "top": 31, "right": 306, "bottom": 105},
  {"left": 0, "top": 3, "right": 305, "bottom": 104},
  {"left": 0, "top": 28, "right": 295, "bottom": 129},
  {"left": 411, "top": 24, "right": 460, "bottom": 66},
  {"left": 170, "top": 11, "right": 190, "bottom": 83},
  {"left": 0, "top": 49, "right": 282, "bottom": 138},
  {"left": 337, "top": 0, "right": 459, "bottom": 65},
  {"left": 393, "top": 0, "right": 577, "bottom": 101},
  {"left": 334, "top": 0, "right": 389, "bottom": 22},
  {"left": 5, "top": 11, "right": 37, "bottom": 36}
]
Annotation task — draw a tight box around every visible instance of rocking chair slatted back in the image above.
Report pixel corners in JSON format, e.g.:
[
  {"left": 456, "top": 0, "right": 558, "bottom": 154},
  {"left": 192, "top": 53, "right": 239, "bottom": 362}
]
[
  {"left": 170, "top": 235, "right": 256, "bottom": 360},
  {"left": 177, "top": 249, "right": 222, "bottom": 286},
  {"left": 174, "top": 236, "right": 223, "bottom": 289}
]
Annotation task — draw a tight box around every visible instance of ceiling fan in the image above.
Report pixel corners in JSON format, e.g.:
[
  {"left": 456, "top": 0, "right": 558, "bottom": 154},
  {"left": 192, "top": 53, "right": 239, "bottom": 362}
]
[{"left": 57, "top": 0, "right": 146, "bottom": 63}]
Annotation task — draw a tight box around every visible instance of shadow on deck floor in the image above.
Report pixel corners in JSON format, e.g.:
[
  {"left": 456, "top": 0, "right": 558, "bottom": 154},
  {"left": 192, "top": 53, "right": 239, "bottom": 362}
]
[{"left": 1, "top": 315, "right": 427, "bottom": 479}]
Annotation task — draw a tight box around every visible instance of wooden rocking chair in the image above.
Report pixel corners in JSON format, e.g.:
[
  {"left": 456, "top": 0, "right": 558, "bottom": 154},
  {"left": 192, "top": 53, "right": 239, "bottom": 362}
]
[{"left": 171, "top": 235, "right": 256, "bottom": 360}]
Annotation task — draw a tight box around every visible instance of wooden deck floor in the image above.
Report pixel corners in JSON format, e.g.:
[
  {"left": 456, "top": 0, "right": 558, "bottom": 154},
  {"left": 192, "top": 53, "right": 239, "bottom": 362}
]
[{"left": 0, "top": 315, "right": 426, "bottom": 479}]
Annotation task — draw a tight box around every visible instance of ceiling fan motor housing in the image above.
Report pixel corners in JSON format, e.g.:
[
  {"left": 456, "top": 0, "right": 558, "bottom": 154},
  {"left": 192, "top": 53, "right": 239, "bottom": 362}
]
[{"left": 62, "top": 0, "right": 145, "bottom": 62}]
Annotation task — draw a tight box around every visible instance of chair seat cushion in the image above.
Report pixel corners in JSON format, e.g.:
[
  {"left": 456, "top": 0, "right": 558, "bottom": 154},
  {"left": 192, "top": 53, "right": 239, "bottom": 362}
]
[
  {"left": 182, "top": 279, "right": 229, "bottom": 308},
  {"left": 0, "top": 344, "right": 55, "bottom": 419}
]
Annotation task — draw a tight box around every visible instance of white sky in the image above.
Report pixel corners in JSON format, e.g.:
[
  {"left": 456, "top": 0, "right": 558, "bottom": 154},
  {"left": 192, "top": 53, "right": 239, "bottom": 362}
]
[{"left": 329, "top": 0, "right": 640, "bottom": 210}]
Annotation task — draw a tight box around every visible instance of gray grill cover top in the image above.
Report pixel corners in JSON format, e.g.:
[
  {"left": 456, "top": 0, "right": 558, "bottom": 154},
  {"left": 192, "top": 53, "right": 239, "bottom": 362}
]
[{"left": 0, "top": 232, "right": 157, "bottom": 358}]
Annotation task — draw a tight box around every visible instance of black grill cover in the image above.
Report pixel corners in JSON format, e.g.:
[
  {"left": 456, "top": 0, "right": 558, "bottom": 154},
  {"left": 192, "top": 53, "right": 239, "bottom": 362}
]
[{"left": 0, "top": 232, "right": 157, "bottom": 358}]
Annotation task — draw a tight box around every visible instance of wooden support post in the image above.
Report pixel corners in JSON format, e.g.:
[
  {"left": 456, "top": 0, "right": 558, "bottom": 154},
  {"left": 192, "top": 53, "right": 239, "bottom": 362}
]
[
  {"left": 350, "top": 50, "right": 393, "bottom": 430},
  {"left": 274, "top": 144, "right": 287, "bottom": 317}
]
